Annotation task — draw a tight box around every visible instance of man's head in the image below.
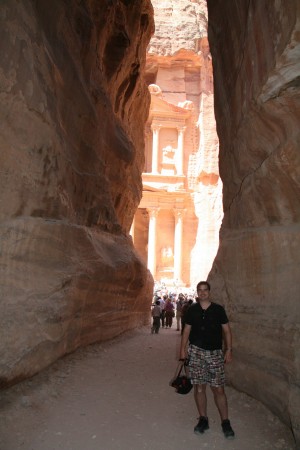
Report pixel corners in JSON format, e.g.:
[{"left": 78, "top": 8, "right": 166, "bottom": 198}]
[{"left": 196, "top": 281, "right": 210, "bottom": 299}]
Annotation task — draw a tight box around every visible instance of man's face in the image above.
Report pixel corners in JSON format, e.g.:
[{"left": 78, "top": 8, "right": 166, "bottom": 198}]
[{"left": 197, "top": 285, "right": 210, "bottom": 300}]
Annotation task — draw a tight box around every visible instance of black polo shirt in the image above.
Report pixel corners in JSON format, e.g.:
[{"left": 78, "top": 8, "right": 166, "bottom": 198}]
[{"left": 185, "top": 301, "right": 228, "bottom": 350}]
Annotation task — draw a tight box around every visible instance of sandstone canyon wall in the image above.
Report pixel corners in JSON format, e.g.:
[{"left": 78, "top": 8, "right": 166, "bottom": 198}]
[
  {"left": 0, "top": 0, "right": 154, "bottom": 387},
  {"left": 207, "top": 0, "right": 300, "bottom": 442}
]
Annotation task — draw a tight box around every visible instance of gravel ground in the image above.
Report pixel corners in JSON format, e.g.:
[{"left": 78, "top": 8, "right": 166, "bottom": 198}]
[{"left": 0, "top": 324, "right": 296, "bottom": 450}]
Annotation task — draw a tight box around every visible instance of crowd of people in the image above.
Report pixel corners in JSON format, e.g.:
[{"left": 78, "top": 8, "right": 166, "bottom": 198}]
[{"left": 151, "top": 292, "right": 195, "bottom": 334}]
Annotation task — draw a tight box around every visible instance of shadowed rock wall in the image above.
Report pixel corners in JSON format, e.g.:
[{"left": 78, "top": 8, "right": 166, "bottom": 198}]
[
  {"left": 207, "top": 0, "right": 300, "bottom": 443},
  {"left": 0, "top": 0, "right": 154, "bottom": 387}
]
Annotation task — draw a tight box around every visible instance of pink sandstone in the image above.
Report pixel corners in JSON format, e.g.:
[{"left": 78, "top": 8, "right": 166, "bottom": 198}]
[
  {"left": 207, "top": 0, "right": 300, "bottom": 443},
  {"left": 0, "top": 0, "right": 154, "bottom": 387}
]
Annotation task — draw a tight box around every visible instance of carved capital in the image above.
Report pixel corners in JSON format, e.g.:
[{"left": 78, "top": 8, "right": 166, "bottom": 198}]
[
  {"left": 173, "top": 208, "right": 186, "bottom": 219},
  {"left": 151, "top": 123, "right": 161, "bottom": 133},
  {"left": 147, "top": 207, "right": 159, "bottom": 219},
  {"left": 177, "top": 126, "right": 186, "bottom": 134}
]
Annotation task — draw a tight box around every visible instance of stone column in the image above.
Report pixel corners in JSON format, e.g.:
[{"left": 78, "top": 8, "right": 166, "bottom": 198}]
[
  {"left": 129, "top": 214, "right": 135, "bottom": 243},
  {"left": 173, "top": 209, "right": 185, "bottom": 283},
  {"left": 147, "top": 208, "right": 159, "bottom": 278},
  {"left": 151, "top": 124, "right": 160, "bottom": 174},
  {"left": 144, "top": 126, "right": 151, "bottom": 173},
  {"left": 176, "top": 126, "right": 186, "bottom": 176}
]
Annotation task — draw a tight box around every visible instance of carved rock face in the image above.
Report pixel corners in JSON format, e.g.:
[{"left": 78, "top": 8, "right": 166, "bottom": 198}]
[
  {"left": 0, "top": 0, "right": 154, "bottom": 386},
  {"left": 207, "top": 0, "right": 300, "bottom": 443},
  {"left": 148, "top": 0, "right": 208, "bottom": 56},
  {"left": 141, "top": 0, "right": 222, "bottom": 285}
]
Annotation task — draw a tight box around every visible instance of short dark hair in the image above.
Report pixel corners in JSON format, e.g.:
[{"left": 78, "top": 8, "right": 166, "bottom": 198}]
[
  {"left": 196, "top": 281, "right": 211, "bottom": 291},
  {"left": 156, "top": 300, "right": 160, "bottom": 305}
]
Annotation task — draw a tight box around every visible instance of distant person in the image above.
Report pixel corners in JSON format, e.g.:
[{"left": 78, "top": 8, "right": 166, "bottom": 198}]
[
  {"left": 175, "top": 294, "right": 185, "bottom": 331},
  {"left": 164, "top": 297, "right": 175, "bottom": 328},
  {"left": 179, "top": 281, "right": 235, "bottom": 439},
  {"left": 160, "top": 295, "right": 166, "bottom": 328},
  {"left": 151, "top": 300, "right": 161, "bottom": 334}
]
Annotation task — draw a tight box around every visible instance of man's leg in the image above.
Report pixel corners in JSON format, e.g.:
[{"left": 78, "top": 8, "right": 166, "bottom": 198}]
[
  {"left": 193, "top": 384, "right": 209, "bottom": 434},
  {"left": 157, "top": 317, "right": 160, "bottom": 333},
  {"left": 187, "top": 345, "right": 210, "bottom": 435},
  {"left": 207, "top": 350, "right": 228, "bottom": 421},
  {"left": 194, "top": 384, "right": 207, "bottom": 417},
  {"left": 176, "top": 313, "right": 181, "bottom": 330},
  {"left": 211, "top": 386, "right": 235, "bottom": 438},
  {"left": 166, "top": 313, "right": 171, "bottom": 327},
  {"left": 207, "top": 350, "right": 235, "bottom": 439},
  {"left": 210, "top": 386, "right": 228, "bottom": 421},
  {"left": 181, "top": 320, "right": 185, "bottom": 335},
  {"left": 151, "top": 319, "right": 154, "bottom": 334}
]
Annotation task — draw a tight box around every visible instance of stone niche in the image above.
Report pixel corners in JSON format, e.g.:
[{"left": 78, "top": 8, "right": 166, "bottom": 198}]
[
  {"left": 207, "top": 0, "right": 300, "bottom": 443},
  {"left": 0, "top": 0, "right": 154, "bottom": 387}
]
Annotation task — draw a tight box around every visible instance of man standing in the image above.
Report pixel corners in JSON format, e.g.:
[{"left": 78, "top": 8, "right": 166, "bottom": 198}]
[
  {"left": 175, "top": 294, "right": 184, "bottom": 331},
  {"left": 179, "top": 281, "right": 235, "bottom": 439},
  {"left": 151, "top": 300, "right": 161, "bottom": 334},
  {"left": 159, "top": 295, "right": 166, "bottom": 328}
]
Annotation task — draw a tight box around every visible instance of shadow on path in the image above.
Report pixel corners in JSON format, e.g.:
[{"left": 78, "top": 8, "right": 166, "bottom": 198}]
[{"left": 0, "top": 324, "right": 296, "bottom": 450}]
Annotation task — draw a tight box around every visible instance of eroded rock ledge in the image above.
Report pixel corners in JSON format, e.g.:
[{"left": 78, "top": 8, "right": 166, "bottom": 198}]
[{"left": 0, "top": 0, "right": 154, "bottom": 386}]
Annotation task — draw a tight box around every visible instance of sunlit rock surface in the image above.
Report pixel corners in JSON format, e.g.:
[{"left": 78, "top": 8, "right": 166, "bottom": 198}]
[
  {"left": 145, "top": 0, "right": 223, "bottom": 283},
  {"left": 207, "top": 0, "right": 300, "bottom": 443},
  {"left": 0, "top": 0, "right": 154, "bottom": 387},
  {"left": 148, "top": 0, "right": 207, "bottom": 56}
]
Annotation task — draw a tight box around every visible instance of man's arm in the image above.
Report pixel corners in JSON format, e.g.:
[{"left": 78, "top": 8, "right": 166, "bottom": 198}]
[
  {"left": 179, "top": 324, "right": 191, "bottom": 360},
  {"left": 222, "top": 322, "right": 233, "bottom": 363}
]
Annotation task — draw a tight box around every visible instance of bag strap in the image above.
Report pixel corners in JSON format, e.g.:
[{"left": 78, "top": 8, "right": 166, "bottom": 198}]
[
  {"left": 177, "top": 359, "right": 188, "bottom": 377},
  {"left": 177, "top": 364, "right": 184, "bottom": 377}
]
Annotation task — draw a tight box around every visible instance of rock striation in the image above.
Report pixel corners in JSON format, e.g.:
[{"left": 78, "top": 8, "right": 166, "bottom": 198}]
[
  {"left": 0, "top": 0, "right": 154, "bottom": 387},
  {"left": 207, "top": 0, "right": 300, "bottom": 443}
]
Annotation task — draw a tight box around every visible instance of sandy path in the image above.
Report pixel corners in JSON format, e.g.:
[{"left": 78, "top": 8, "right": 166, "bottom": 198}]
[{"left": 0, "top": 323, "right": 296, "bottom": 450}]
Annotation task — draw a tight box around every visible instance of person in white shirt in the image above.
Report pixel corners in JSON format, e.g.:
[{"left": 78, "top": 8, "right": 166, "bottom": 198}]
[
  {"left": 159, "top": 296, "right": 166, "bottom": 328},
  {"left": 151, "top": 300, "right": 161, "bottom": 334}
]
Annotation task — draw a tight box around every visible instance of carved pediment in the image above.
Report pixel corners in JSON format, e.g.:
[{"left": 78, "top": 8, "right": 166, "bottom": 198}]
[{"left": 147, "top": 89, "right": 191, "bottom": 122}]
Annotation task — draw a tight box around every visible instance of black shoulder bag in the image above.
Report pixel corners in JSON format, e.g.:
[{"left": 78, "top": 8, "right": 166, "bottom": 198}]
[{"left": 170, "top": 360, "right": 193, "bottom": 395}]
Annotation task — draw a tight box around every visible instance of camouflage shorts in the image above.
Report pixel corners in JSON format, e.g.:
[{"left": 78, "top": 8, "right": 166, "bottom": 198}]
[{"left": 187, "top": 344, "right": 225, "bottom": 387}]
